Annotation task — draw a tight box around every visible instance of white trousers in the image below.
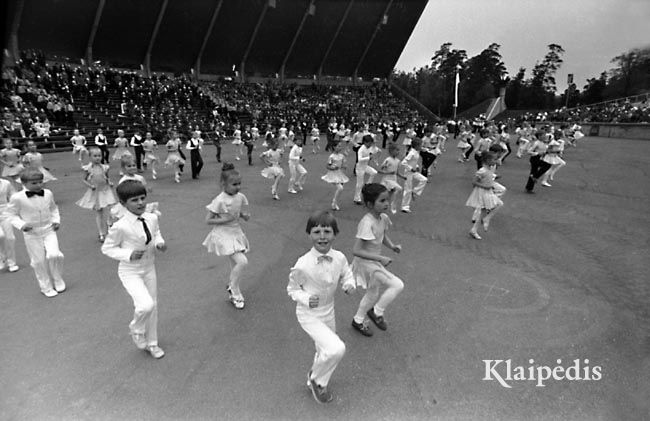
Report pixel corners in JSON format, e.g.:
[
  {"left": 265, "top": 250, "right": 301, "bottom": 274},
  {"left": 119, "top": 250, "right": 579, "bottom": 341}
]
[
  {"left": 401, "top": 172, "right": 427, "bottom": 209},
  {"left": 288, "top": 161, "right": 307, "bottom": 190},
  {"left": 297, "top": 311, "right": 346, "bottom": 387},
  {"left": 0, "top": 218, "right": 17, "bottom": 266},
  {"left": 118, "top": 265, "right": 158, "bottom": 346},
  {"left": 24, "top": 231, "right": 64, "bottom": 292},
  {"left": 354, "top": 165, "right": 377, "bottom": 201}
]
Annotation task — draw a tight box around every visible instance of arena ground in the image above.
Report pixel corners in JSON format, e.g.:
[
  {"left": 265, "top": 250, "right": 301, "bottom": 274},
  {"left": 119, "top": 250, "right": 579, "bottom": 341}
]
[{"left": 1, "top": 135, "right": 648, "bottom": 420}]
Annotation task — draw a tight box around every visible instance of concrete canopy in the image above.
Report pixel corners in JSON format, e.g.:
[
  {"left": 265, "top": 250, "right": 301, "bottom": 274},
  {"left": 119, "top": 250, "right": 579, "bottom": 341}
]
[{"left": 12, "top": 0, "right": 427, "bottom": 80}]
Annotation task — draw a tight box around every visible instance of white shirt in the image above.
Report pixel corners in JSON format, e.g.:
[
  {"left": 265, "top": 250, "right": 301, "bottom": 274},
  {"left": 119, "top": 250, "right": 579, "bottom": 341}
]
[
  {"left": 186, "top": 137, "right": 204, "bottom": 150},
  {"left": 288, "top": 145, "right": 302, "bottom": 162},
  {"left": 401, "top": 148, "right": 420, "bottom": 172},
  {"left": 95, "top": 134, "right": 107, "bottom": 146},
  {"left": 101, "top": 211, "right": 164, "bottom": 268},
  {"left": 287, "top": 247, "right": 354, "bottom": 318},
  {"left": 7, "top": 189, "right": 60, "bottom": 235},
  {"left": 118, "top": 174, "right": 146, "bottom": 185}
]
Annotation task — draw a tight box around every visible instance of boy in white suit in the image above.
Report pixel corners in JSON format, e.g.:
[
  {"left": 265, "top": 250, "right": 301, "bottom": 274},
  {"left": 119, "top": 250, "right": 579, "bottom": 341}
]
[
  {"left": 287, "top": 211, "right": 356, "bottom": 403},
  {"left": 101, "top": 180, "right": 167, "bottom": 359},
  {"left": 6, "top": 170, "right": 65, "bottom": 296}
]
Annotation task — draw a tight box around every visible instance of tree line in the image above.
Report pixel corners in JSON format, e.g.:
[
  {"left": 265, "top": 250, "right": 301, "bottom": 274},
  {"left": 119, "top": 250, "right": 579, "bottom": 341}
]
[{"left": 391, "top": 43, "right": 650, "bottom": 118}]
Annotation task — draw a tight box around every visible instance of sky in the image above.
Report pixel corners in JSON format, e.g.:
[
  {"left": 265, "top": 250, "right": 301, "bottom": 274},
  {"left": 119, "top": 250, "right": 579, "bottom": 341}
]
[{"left": 394, "top": 0, "right": 650, "bottom": 92}]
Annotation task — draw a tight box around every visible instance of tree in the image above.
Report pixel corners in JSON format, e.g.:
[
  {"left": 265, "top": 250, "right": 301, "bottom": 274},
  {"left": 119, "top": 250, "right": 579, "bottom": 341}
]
[
  {"left": 580, "top": 72, "right": 608, "bottom": 104},
  {"left": 505, "top": 67, "right": 526, "bottom": 108},
  {"left": 461, "top": 43, "right": 507, "bottom": 106}
]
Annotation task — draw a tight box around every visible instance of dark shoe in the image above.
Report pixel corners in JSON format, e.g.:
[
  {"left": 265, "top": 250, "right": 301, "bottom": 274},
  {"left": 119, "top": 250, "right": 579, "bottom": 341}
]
[
  {"left": 367, "top": 308, "right": 387, "bottom": 331},
  {"left": 351, "top": 319, "right": 373, "bottom": 337},
  {"left": 307, "top": 372, "right": 333, "bottom": 404}
]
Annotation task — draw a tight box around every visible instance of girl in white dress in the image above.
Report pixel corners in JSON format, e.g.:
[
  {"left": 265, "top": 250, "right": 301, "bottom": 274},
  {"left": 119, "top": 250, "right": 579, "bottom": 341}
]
[
  {"left": 539, "top": 132, "right": 566, "bottom": 187},
  {"left": 378, "top": 143, "right": 403, "bottom": 214},
  {"left": 22, "top": 140, "right": 57, "bottom": 183},
  {"left": 321, "top": 141, "right": 349, "bottom": 211},
  {"left": 112, "top": 129, "right": 132, "bottom": 161},
  {"left": 203, "top": 163, "right": 250, "bottom": 309},
  {"left": 70, "top": 129, "right": 89, "bottom": 163},
  {"left": 259, "top": 136, "right": 285, "bottom": 200},
  {"left": 350, "top": 183, "right": 404, "bottom": 337},
  {"left": 164, "top": 136, "right": 185, "bottom": 183},
  {"left": 231, "top": 123, "right": 243, "bottom": 161},
  {"left": 456, "top": 125, "right": 474, "bottom": 162},
  {"left": 76, "top": 147, "right": 118, "bottom": 242},
  {"left": 142, "top": 132, "right": 159, "bottom": 180},
  {"left": 466, "top": 152, "right": 505, "bottom": 240},
  {"left": 0, "top": 138, "right": 24, "bottom": 181}
]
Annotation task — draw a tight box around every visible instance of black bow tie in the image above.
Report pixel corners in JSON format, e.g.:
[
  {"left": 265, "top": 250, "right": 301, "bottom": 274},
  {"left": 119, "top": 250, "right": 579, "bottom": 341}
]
[{"left": 26, "top": 190, "right": 45, "bottom": 198}]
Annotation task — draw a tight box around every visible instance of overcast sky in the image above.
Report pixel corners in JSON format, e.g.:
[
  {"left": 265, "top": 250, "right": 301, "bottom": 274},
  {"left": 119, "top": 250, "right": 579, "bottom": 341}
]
[{"left": 394, "top": 0, "right": 650, "bottom": 92}]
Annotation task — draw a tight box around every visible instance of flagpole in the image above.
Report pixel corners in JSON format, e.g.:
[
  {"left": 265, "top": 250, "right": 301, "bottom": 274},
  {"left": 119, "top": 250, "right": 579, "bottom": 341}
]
[{"left": 453, "top": 64, "right": 460, "bottom": 119}]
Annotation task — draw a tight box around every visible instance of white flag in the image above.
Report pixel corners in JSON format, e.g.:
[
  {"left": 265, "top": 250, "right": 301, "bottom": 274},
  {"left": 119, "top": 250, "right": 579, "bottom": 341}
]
[{"left": 454, "top": 71, "right": 460, "bottom": 107}]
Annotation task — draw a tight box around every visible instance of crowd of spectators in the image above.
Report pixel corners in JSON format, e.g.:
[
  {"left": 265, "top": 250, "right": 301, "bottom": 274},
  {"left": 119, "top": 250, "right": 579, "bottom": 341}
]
[
  {"left": 2, "top": 50, "right": 437, "bottom": 149},
  {"left": 0, "top": 50, "right": 76, "bottom": 141},
  {"left": 201, "top": 79, "right": 426, "bottom": 135},
  {"left": 547, "top": 97, "right": 650, "bottom": 123}
]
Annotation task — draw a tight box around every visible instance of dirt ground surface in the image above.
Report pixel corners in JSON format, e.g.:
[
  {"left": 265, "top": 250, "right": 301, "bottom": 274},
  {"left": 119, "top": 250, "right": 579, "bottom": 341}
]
[{"left": 1, "top": 135, "right": 649, "bottom": 420}]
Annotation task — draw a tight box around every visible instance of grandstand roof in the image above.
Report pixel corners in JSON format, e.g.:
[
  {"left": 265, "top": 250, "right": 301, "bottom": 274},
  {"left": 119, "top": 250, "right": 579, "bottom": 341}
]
[{"left": 9, "top": 0, "right": 428, "bottom": 80}]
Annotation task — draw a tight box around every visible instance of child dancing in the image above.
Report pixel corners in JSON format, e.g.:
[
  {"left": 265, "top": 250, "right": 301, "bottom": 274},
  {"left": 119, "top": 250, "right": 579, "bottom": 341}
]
[
  {"left": 400, "top": 138, "right": 426, "bottom": 213},
  {"left": 350, "top": 183, "right": 404, "bottom": 337},
  {"left": 203, "top": 163, "right": 251, "bottom": 309},
  {"left": 164, "top": 133, "right": 185, "bottom": 183},
  {"left": 466, "top": 152, "right": 505, "bottom": 240},
  {"left": 288, "top": 138, "right": 307, "bottom": 194},
  {"left": 353, "top": 135, "right": 378, "bottom": 204},
  {"left": 320, "top": 141, "right": 349, "bottom": 210},
  {"left": 102, "top": 180, "right": 167, "bottom": 359},
  {"left": 76, "top": 147, "right": 118, "bottom": 242},
  {"left": 260, "top": 136, "right": 285, "bottom": 200},
  {"left": 378, "top": 143, "right": 403, "bottom": 214},
  {"left": 287, "top": 211, "right": 355, "bottom": 403},
  {"left": 7, "top": 170, "right": 66, "bottom": 296}
]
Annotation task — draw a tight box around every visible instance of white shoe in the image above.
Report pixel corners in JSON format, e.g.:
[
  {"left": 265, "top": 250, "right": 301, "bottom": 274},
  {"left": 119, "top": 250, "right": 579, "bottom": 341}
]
[
  {"left": 8, "top": 264, "right": 19, "bottom": 273},
  {"left": 288, "top": 189, "right": 298, "bottom": 194},
  {"left": 401, "top": 207, "right": 411, "bottom": 213},
  {"left": 235, "top": 157, "right": 240, "bottom": 161},
  {"left": 42, "top": 289, "right": 58, "bottom": 298},
  {"left": 131, "top": 333, "right": 147, "bottom": 350},
  {"left": 147, "top": 345, "right": 165, "bottom": 359},
  {"left": 273, "top": 194, "right": 280, "bottom": 200},
  {"left": 541, "top": 181, "right": 552, "bottom": 187},
  {"left": 54, "top": 280, "right": 66, "bottom": 293}
]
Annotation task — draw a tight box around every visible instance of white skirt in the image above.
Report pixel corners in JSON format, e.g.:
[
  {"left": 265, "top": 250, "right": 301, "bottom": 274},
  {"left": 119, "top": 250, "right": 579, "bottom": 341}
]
[
  {"left": 321, "top": 170, "right": 349, "bottom": 184},
  {"left": 261, "top": 166, "right": 285, "bottom": 179},
  {"left": 465, "top": 186, "right": 503, "bottom": 210},
  {"left": 202, "top": 226, "right": 249, "bottom": 255}
]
